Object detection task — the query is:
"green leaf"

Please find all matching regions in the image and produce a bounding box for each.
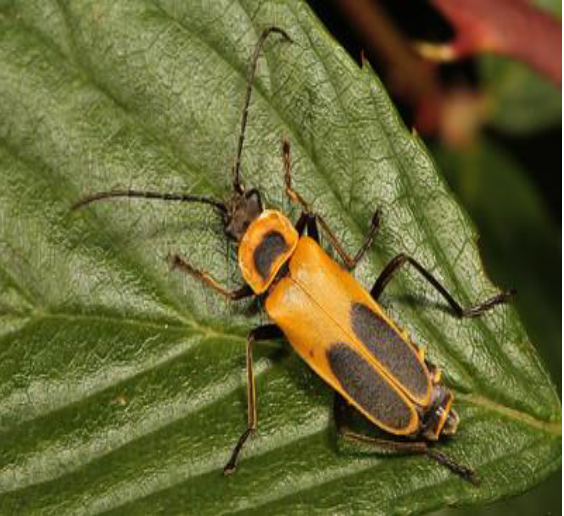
[0,1,560,514]
[434,138,561,388]
[432,138,562,516]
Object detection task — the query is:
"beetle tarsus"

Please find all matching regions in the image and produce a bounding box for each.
[458,289,517,318]
[224,428,254,476]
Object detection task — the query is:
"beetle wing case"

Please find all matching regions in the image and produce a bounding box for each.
[238,210,299,294]
[266,237,433,436]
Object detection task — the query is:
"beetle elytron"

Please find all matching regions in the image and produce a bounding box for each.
[73,27,514,483]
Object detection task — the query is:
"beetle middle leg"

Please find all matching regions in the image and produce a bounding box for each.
[224,324,284,475]
[333,395,478,484]
[369,253,516,317]
[282,139,380,270]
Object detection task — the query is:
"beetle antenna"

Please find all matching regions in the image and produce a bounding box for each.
[425,448,480,485]
[71,189,227,213]
[232,26,292,194]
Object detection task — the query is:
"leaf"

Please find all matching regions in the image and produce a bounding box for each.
[433,138,561,388]
[431,138,562,516]
[0,1,560,514]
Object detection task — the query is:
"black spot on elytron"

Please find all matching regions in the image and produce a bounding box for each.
[327,343,413,430]
[253,230,289,280]
[351,303,429,399]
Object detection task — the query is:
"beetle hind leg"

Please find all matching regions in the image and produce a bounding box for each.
[224,324,284,475]
[333,395,478,484]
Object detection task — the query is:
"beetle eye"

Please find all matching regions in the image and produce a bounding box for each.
[246,190,262,214]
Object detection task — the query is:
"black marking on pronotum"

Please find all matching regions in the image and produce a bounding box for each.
[253,230,289,279]
[327,343,413,430]
[351,303,428,399]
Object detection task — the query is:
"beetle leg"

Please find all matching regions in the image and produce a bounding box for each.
[168,254,254,300]
[370,253,516,318]
[294,212,309,237]
[294,211,320,242]
[333,395,428,455]
[333,395,478,484]
[303,210,380,271]
[224,324,284,475]
[282,139,380,270]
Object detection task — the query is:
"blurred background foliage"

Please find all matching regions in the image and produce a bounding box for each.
[307,1,561,514]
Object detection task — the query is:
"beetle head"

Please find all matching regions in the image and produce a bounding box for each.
[223,188,263,242]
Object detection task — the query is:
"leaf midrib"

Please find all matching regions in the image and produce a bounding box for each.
[460,393,562,435]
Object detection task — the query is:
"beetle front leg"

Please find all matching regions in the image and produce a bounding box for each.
[224,324,284,475]
[369,253,515,318]
[168,254,254,300]
[283,139,381,270]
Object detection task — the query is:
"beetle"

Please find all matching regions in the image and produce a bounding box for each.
[72,27,515,483]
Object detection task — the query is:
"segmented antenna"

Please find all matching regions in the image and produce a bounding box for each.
[232,26,292,193]
[71,189,226,212]
[72,28,292,213]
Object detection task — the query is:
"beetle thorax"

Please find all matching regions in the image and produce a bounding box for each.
[238,210,299,294]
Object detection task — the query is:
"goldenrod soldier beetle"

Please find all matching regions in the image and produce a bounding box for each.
[72,27,515,484]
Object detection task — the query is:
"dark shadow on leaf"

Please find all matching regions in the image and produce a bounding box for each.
[388,293,456,317]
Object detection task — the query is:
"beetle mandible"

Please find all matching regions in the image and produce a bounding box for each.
[72,27,515,483]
